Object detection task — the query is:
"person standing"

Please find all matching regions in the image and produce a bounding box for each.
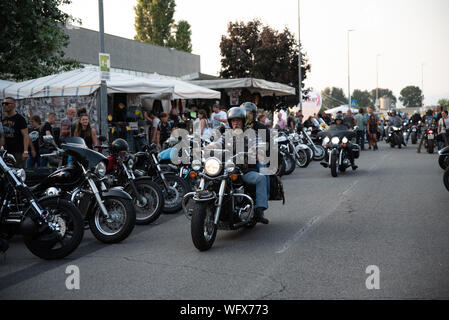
[367,114,378,150]
[156,112,173,149]
[355,108,367,150]
[1,97,31,168]
[74,113,98,150]
[26,115,42,168]
[39,112,56,167]
[344,109,355,130]
[438,110,449,147]
[275,112,287,130]
[210,103,228,129]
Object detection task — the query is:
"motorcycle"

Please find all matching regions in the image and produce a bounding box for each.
[276,130,311,171]
[133,141,191,213]
[423,124,437,154]
[388,126,405,149]
[319,131,359,177]
[300,128,326,161]
[438,147,449,170]
[183,149,285,251]
[27,136,136,244]
[410,123,419,145]
[0,149,84,259]
[97,137,164,225]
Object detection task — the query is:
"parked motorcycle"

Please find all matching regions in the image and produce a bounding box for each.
[183,149,285,251]
[97,137,164,225]
[0,149,84,259]
[319,131,359,177]
[300,128,326,161]
[27,136,136,244]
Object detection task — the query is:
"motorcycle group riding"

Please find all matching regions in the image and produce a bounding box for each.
[3,103,443,257]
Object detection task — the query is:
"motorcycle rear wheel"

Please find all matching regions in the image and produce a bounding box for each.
[191,202,217,251]
[428,140,434,154]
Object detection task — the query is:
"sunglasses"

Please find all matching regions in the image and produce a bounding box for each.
[2,102,14,106]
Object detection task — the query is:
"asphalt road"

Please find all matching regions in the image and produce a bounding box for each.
[1,140,449,300]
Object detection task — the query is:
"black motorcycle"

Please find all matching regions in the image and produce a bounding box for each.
[388,126,405,148]
[96,137,164,225]
[27,136,136,244]
[133,138,191,214]
[183,150,284,251]
[0,149,84,259]
[319,131,359,177]
[439,146,449,170]
[423,124,437,154]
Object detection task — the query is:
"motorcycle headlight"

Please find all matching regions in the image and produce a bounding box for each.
[342,137,348,144]
[204,158,222,176]
[323,137,330,144]
[192,160,202,171]
[128,158,134,169]
[95,161,107,177]
[331,137,340,145]
[393,126,399,131]
[15,168,26,182]
[225,160,235,173]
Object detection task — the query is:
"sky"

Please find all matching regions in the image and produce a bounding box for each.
[61,0,449,106]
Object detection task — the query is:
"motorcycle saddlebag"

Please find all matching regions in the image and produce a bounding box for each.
[352,144,360,159]
[269,175,285,204]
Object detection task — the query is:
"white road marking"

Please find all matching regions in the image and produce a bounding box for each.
[276,215,321,254]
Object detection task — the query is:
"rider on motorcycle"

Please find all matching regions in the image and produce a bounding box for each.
[417,109,438,153]
[203,107,270,225]
[386,110,406,146]
[405,111,423,143]
[320,114,358,171]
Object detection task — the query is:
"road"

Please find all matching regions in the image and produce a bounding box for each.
[1,141,449,300]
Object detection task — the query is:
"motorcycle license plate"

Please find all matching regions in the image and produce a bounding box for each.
[412,128,417,132]
[428,134,434,139]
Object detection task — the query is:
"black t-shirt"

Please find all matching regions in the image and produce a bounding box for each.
[39,122,52,148]
[28,126,40,154]
[2,113,27,154]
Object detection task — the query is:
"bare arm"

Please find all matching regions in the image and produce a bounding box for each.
[91,128,98,151]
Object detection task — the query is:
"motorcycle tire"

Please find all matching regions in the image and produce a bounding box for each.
[411,132,417,144]
[312,145,326,161]
[428,140,434,154]
[89,196,136,244]
[23,198,84,260]
[125,179,164,225]
[444,168,449,192]
[161,174,192,214]
[439,155,449,170]
[191,202,217,251]
[276,153,286,177]
[284,154,296,175]
[295,149,311,168]
[330,152,338,178]
[395,135,402,149]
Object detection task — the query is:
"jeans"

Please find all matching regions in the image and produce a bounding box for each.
[256,162,270,199]
[26,155,40,168]
[405,126,420,142]
[356,130,365,150]
[242,171,268,210]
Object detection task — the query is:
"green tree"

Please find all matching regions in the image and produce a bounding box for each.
[321,87,347,110]
[134,0,176,46]
[168,20,192,53]
[370,88,397,107]
[352,89,373,108]
[0,0,82,81]
[438,98,449,111]
[399,86,423,109]
[219,19,311,101]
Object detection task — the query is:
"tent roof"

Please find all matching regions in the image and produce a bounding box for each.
[189,78,295,97]
[326,105,359,115]
[1,67,174,99]
[0,80,17,98]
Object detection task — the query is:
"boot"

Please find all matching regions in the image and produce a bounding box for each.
[351,163,358,171]
[255,208,269,225]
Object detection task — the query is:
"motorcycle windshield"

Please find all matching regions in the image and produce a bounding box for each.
[317,130,356,140]
[61,143,107,169]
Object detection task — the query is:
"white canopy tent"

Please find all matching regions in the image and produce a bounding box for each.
[0,80,16,99]
[1,67,174,99]
[325,105,359,116]
[189,78,295,97]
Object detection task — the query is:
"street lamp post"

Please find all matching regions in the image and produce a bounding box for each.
[297,0,303,111]
[347,29,355,109]
[98,0,108,139]
[421,63,424,108]
[376,54,381,109]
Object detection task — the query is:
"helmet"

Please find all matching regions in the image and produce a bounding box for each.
[426,109,433,116]
[240,102,257,115]
[227,107,246,122]
[335,114,344,121]
[111,138,129,154]
[391,109,396,115]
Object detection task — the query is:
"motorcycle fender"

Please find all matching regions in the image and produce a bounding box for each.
[295,144,309,151]
[439,146,449,156]
[102,187,133,201]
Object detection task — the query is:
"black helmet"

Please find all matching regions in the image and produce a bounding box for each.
[227,107,246,122]
[111,138,129,154]
[335,114,344,121]
[240,102,257,115]
[391,109,396,115]
[426,109,433,116]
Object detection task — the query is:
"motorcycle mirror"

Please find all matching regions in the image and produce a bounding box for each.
[43,135,58,148]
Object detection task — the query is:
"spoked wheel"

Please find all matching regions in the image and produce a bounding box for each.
[125,179,164,225]
[191,202,217,251]
[89,196,136,244]
[161,174,192,213]
[23,198,84,260]
[295,149,311,168]
[283,154,296,175]
[312,145,326,161]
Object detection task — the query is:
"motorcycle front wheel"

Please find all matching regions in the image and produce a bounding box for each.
[330,152,338,177]
[89,196,136,243]
[295,149,311,168]
[125,179,164,225]
[443,168,449,192]
[160,174,192,213]
[23,198,84,260]
[191,202,217,251]
[283,154,296,175]
[312,145,326,161]
[439,155,449,170]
